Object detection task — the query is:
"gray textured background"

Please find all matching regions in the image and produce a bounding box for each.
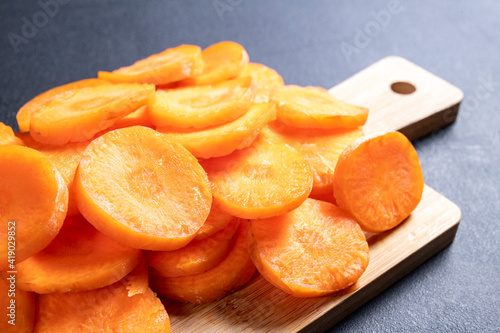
[1,0,499,332]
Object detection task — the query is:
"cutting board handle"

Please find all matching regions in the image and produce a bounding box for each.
[329,56,464,141]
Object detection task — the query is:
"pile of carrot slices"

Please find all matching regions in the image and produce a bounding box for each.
[0,41,424,332]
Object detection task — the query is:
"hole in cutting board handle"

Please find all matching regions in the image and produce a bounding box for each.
[390,82,416,95]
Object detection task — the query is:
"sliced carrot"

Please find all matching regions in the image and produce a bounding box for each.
[240,63,284,102]
[270,85,368,129]
[261,122,363,196]
[150,221,255,304]
[158,103,276,159]
[248,198,369,297]
[151,76,255,129]
[147,218,239,278]
[179,41,249,85]
[106,105,153,130]
[29,83,155,145]
[17,133,89,216]
[201,138,313,219]
[16,78,110,133]
[309,190,337,205]
[333,131,424,233]
[194,201,234,241]
[0,146,68,270]
[75,126,212,251]
[98,44,203,85]
[0,122,25,146]
[16,215,142,294]
[0,275,35,333]
[34,263,170,333]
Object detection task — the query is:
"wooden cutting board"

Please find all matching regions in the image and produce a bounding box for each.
[165,56,464,333]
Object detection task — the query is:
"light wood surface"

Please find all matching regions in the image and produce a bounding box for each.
[167,56,463,333]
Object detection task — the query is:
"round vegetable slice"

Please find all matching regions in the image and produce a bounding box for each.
[201,139,313,219]
[150,76,255,129]
[0,122,25,146]
[270,85,368,129]
[240,63,284,103]
[17,215,142,294]
[0,145,68,270]
[150,221,256,304]
[333,131,424,233]
[98,44,203,85]
[30,83,155,145]
[158,103,276,159]
[146,218,239,277]
[194,201,234,241]
[75,126,212,251]
[180,41,249,85]
[248,198,369,297]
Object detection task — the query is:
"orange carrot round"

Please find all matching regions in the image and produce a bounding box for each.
[16,78,110,133]
[75,126,212,251]
[17,215,142,294]
[201,138,313,219]
[0,122,25,146]
[35,263,170,332]
[0,145,68,270]
[147,218,239,278]
[248,198,369,297]
[270,85,368,129]
[194,201,234,241]
[98,44,203,86]
[333,131,424,232]
[150,221,256,304]
[240,63,284,102]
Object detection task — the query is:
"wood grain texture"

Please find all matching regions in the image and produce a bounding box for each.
[166,57,463,333]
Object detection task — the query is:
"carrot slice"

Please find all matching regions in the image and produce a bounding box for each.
[150,221,256,304]
[150,76,255,129]
[34,263,170,333]
[270,85,368,129]
[261,122,363,196]
[248,198,369,297]
[146,218,239,278]
[158,103,276,159]
[0,276,35,333]
[201,138,313,219]
[0,122,25,146]
[75,126,212,251]
[17,133,89,216]
[98,44,203,85]
[240,63,284,102]
[333,131,424,233]
[194,201,234,241]
[16,78,110,133]
[0,146,68,270]
[16,215,142,294]
[180,41,249,85]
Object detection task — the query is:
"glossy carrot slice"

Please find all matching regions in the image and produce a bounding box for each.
[201,139,313,219]
[17,215,142,294]
[17,133,89,216]
[98,44,203,85]
[16,78,110,133]
[30,83,155,145]
[158,103,276,159]
[248,198,369,297]
[194,201,235,241]
[0,276,35,333]
[150,76,255,129]
[0,122,25,146]
[180,41,249,85]
[333,131,424,233]
[146,218,239,278]
[107,105,153,130]
[0,146,68,270]
[150,221,256,304]
[75,126,212,251]
[34,263,170,333]
[270,85,368,129]
[261,122,363,196]
[240,63,284,102]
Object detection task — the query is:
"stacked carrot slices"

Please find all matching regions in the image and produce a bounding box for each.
[0,41,425,331]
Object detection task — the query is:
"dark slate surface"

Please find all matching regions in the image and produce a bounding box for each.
[1,0,499,332]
